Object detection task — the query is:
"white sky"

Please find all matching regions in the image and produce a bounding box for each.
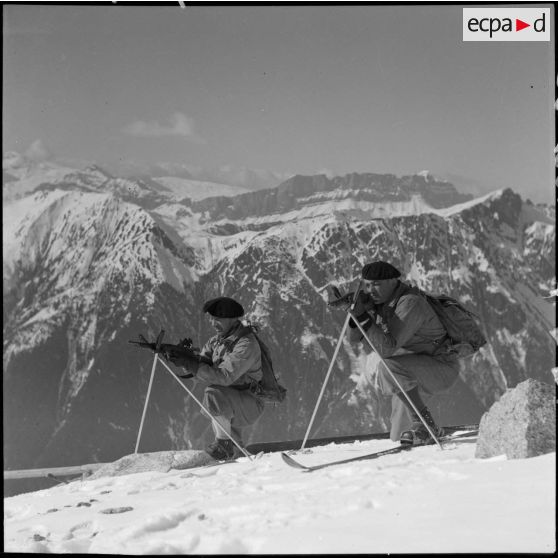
[3,3,555,202]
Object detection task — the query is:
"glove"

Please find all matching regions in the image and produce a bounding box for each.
[163,348,201,375]
[352,291,375,317]
[349,292,376,330]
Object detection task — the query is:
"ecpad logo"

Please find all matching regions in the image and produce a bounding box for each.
[463,8,550,41]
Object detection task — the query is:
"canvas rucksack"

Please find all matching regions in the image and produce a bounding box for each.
[405,285,487,358]
[224,325,287,403]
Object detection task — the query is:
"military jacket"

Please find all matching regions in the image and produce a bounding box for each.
[351,281,449,358]
[196,321,263,386]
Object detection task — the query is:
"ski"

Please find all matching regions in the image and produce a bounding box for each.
[281,444,410,471]
[281,428,478,472]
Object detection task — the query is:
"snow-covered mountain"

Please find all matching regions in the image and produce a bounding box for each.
[137,161,292,191]
[3,156,555,472]
[3,151,77,200]
[2,155,253,204]
[102,159,291,192]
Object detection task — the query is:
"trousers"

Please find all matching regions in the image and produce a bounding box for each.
[203,385,265,444]
[376,353,460,440]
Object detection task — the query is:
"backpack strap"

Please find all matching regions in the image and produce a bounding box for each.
[216,325,263,387]
[390,283,451,353]
[221,325,254,353]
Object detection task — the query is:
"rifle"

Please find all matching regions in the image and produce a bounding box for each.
[327,286,355,309]
[129,329,212,374]
[131,329,254,460]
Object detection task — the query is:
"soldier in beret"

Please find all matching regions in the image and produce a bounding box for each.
[345,261,460,445]
[165,296,265,460]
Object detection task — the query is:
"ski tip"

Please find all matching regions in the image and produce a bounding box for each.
[280,452,309,470]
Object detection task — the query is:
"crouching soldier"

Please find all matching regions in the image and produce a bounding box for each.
[165,296,265,460]
[345,261,460,445]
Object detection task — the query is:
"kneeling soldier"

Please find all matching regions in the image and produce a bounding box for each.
[166,296,265,460]
[347,261,460,445]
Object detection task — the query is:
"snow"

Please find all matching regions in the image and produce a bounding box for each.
[2,190,68,261]
[208,195,441,231]
[4,440,555,554]
[436,189,505,217]
[18,307,59,329]
[2,160,76,200]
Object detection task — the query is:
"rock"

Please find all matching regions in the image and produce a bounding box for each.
[475,379,556,459]
[88,450,215,479]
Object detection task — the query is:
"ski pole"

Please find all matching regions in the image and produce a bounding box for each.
[134,351,158,454]
[300,281,363,450]
[156,355,254,461]
[350,314,444,450]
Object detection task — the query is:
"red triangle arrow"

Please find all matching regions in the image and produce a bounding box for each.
[516,19,530,31]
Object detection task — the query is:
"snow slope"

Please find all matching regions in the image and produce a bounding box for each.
[3,439,555,554]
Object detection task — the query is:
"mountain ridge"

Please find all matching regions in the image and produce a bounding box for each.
[3,157,554,471]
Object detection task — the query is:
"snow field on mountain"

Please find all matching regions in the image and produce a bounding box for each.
[4,439,555,554]
[3,189,69,272]
[3,160,76,201]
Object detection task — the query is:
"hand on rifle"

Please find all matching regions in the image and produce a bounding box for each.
[162,343,203,376]
[349,291,376,331]
[352,291,375,317]
[328,287,375,315]
[129,330,211,377]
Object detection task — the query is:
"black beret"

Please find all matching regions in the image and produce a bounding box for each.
[361,261,401,280]
[202,297,244,318]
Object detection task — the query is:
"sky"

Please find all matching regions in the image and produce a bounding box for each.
[4,436,556,553]
[3,3,555,203]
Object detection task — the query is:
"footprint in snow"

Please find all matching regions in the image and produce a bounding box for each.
[33,534,47,542]
[60,520,100,553]
[63,520,99,540]
[99,506,134,514]
[181,468,221,478]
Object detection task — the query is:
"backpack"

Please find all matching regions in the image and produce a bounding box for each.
[406,285,487,358]
[224,325,287,403]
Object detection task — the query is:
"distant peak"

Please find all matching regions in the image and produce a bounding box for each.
[83,164,113,178]
[2,151,27,169]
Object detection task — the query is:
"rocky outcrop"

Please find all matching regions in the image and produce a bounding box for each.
[192,172,473,221]
[475,379,556,459]
[89,450,215,479]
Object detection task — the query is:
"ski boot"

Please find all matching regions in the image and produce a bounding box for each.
[400,407,445,446]
[205,438,239,461]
